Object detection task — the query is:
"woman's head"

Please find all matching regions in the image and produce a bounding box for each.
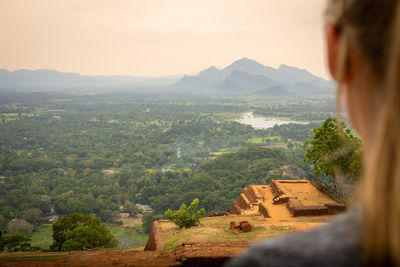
[325,0,400,265]
[326,0,398,145]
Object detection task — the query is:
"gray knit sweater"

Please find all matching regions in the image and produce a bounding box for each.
[225,210,361,267]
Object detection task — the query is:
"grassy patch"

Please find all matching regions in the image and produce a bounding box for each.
[249,137,264,144]
[31,224,53,250]
[108,226,148,248]
[164,237,181,250]
[264,136,282,141]
[158,215,298,250]
[211,151,234,156]
[120,217,143,228]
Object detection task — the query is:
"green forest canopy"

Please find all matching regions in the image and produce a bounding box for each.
[0,91,332,232]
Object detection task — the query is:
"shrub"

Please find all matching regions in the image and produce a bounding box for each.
[165,198,206,228]
[61,225,118,251]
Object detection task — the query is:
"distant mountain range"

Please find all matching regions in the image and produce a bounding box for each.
[0,58,334,96]
[0,69,180,91]
[170,58,334,96]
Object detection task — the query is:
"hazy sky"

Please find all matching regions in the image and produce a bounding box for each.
[0,0,329,78]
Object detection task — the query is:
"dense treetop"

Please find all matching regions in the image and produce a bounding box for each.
[0,91,332,231]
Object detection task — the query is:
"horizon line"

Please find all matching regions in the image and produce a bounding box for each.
[0,58,329,80]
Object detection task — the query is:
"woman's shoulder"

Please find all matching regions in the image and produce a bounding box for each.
[225,209,362,267]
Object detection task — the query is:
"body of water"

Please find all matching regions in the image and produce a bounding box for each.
[236,112,309,130]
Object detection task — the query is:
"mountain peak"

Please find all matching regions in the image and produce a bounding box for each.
[199,66,218,75]
[231,57,260,66]
[206,66,218,71]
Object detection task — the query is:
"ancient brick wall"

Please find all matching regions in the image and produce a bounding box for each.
[228,202,241,215]
[286,198,347,217]
[287,201,347,217]
[325,203,346,215]
[173,241,248,266]
[2,241,249,267]
[272,195,290,205]
[278,180,308,184]
[144,220,160,251]
[243,187,256,203]
[237,193,251,210]
[249,185,264,201]
[286,198,302,215]
[270,180,285,197]
[289,205,329,216]
[258,203,271,218]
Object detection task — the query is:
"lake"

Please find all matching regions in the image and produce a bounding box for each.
[236,112,309,130]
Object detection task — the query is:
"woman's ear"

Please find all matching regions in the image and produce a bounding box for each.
[326,24,340,80]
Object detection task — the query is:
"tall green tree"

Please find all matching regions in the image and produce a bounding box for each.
[124,200,142,217]
[51,213,117,251]
[303,117,362,191]
[141,212,155,234]
[21,208,43,226]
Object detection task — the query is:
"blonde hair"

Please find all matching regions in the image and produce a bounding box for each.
[326,0,400,265]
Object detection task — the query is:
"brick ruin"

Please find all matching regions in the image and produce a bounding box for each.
[1,241,249,267]
[258,203,271,218]
[229,221,252,232]
[5,180,347,267]
[271,180,346,216]
[229,180,346,217]
[229,185,267,215]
